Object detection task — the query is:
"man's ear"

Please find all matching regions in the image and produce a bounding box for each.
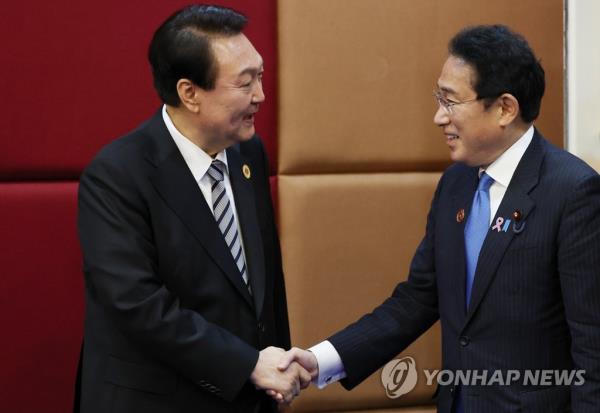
[176,79,201,113]
[497,93,520,126]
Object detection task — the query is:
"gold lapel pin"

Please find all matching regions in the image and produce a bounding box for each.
[512,209,522,222]
[242,164,251,179]
[456,208,465,223]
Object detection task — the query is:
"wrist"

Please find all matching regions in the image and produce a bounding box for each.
[307,351,319,380]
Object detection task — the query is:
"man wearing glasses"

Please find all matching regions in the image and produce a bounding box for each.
[277,25,600,412]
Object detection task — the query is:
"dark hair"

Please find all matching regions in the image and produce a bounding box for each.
[449,25,545,123]
[148,4,247,106]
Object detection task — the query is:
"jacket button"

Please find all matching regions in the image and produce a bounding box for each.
[459,336,470,347]
[257,322,266,333]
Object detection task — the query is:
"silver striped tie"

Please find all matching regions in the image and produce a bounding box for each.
[206,160,249,288]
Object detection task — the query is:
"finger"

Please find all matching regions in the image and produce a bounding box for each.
[268,390,284,402]
[282,377,299,404]
[278,397,292,407]
[282,390,293,404]
[291,376,300,399]
[298,366,312,389]
[277,348,299,371]
[288,362,311,386]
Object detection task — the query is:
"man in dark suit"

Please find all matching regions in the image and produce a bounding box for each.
[277,25,600,412]
[76,5,308,413]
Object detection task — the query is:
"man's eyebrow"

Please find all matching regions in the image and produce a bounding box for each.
[437,85,456,94]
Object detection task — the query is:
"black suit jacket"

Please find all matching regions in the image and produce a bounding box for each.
[329,130,600,412]
[76,110,290,413]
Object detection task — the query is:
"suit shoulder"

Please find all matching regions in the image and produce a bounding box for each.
[238,134,266,158]
[443,162,471,177]
[82,118,154,176]
[94,122,150,163]
[439,162,473,186]
[541,141,599,184]
[238,135,270,170]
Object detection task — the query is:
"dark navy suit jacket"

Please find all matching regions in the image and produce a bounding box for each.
[76,110,290,413]
[329,130,600,412]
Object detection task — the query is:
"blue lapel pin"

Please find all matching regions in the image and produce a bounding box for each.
[492,216,511,232]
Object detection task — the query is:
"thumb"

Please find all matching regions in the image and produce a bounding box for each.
[277,349,298,371]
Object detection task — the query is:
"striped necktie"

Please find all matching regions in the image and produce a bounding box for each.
[206,159,249,289]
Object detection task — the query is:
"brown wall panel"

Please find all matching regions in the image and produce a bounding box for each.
[278,0,564,174]
[279,173,441,411]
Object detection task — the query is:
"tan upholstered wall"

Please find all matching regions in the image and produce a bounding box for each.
[278,0,564,175]
[279,174,441,411]
[277,1,564,412]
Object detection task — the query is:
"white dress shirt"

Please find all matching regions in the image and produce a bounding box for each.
[161,105,249,277]
[310,125,535,388]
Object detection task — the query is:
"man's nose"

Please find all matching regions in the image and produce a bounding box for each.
[253,81,265,104]
[433,105,449,126]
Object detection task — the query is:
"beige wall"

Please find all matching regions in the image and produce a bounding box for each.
[567,0,600,173]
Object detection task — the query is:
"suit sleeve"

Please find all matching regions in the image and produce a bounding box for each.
[256,138,291,350]
[328,175,443,389]
[78,157,258,402]
[557,172,600,411]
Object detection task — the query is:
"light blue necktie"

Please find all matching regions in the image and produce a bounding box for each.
[464,172,494,308]
[456,172,493,413]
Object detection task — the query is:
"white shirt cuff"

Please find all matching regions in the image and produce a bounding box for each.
[309,340,347,388]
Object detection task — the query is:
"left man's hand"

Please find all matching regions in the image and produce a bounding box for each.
[265,347,319,403]
[250,346,311,404]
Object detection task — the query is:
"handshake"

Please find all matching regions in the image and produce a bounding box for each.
[249,346,319,404]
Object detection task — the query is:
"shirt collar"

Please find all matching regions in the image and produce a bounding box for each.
[162,105,228,182]
[480,125,534,187]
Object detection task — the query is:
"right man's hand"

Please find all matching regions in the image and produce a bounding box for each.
[250,346,311,404]
[277,347,319,381]
[265,347,320,403]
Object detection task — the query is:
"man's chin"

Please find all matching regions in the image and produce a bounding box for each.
[237,128,256,141]
[449,153,475,167]
[448,150,463,164]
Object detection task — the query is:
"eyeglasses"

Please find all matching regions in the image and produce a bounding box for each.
[433,91,481,115]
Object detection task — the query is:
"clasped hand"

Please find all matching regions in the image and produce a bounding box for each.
[250,346,318,404]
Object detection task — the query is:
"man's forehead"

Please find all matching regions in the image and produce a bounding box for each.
[212,34,263,70]
[437,56,476,95]
[238,56,264,75]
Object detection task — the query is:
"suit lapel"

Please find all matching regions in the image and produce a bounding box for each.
[144,112,254,309]
[227,146,266,319]
[450,168,480,317]
[464,131,544,327]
